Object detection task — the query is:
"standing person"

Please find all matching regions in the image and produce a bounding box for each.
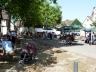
[92,32,95,42]
[11,31,16,44]
[7,31,11,36]
[48,32,51,40]
[42,31,46,39]
[59,33,63,40]
[49,32,52,40]
[45,31,48,39]
[52,32,54,39]
[88,33,91,45]
[65,34,70,44]
[7,31,11,40]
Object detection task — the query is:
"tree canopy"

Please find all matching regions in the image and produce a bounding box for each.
[93,21,96,27]
[0,0,62,29]
[44,3,62,28]
[71,19,82,26]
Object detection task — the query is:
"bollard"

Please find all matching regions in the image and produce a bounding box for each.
[74,61,78,72]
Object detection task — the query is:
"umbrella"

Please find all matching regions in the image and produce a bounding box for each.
[81,28,91,32]
[44,27,52,30]
[65,26,73,30]
[91,27,96,32]
[61,26,73,30]
[81,27,96,32]
[72,25,83,29]
[60,26,74,33]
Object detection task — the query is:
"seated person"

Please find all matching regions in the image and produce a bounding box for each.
[1,35,14,55]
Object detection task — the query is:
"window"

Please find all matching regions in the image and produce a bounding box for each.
[87,19,89,21]
[90,24,93,26]
[84,24,86,26]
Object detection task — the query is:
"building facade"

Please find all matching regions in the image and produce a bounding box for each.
[83,6,96,28]
[1,10,9,35]
[92,6,96,21]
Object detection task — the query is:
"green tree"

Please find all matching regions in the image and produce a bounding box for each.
[25,1,62,28]
[93,21,96,27]
[43,2,62,28]
[0,0,59,30]
[0,0,33,30]
[71,19,82,26]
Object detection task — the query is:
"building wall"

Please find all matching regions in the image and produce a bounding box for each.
[10,23,14,31]
[83,17,93,28]
[1,20,7,35]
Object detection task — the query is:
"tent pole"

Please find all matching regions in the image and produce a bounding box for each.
[85,31,86,38]
[91,31,92,45]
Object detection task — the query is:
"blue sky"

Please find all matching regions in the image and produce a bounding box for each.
[57,0,96,23]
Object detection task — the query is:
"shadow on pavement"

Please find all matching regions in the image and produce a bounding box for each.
[33,38,85,48]
[0,38,58,72]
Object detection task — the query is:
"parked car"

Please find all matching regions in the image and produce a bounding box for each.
[35,28,61,35]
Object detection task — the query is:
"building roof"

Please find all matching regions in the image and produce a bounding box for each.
[87,16,92,21]
[1,10,9,19]
[65,20,73,26]
[82,16,93,24]
[62,20,73,26]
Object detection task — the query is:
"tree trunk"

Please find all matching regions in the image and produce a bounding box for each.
[8,14,11,31]
[0,11,2,24]
[0,10,2,32]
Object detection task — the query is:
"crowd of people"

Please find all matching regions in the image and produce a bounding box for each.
[59,33,75,45]
[17,31,76,45]
[19,31,55,40]
[42,31,55,40]
[1,30,96,56]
